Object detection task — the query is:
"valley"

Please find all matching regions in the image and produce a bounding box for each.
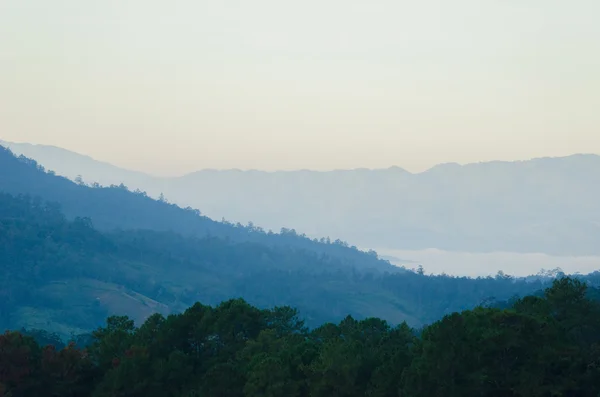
[2,2,598,393]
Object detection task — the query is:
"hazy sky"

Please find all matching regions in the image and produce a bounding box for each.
[1,0,599,176]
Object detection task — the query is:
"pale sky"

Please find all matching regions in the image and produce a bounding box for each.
[1,0,599,176]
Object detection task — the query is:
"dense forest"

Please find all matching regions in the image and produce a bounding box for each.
[2,278,600,396]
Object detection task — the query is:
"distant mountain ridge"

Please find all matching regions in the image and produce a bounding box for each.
[0,140,153,188]
[9,139,598,177]
[4,139,600,256]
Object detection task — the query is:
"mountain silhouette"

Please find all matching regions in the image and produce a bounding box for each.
[5,140,600,256]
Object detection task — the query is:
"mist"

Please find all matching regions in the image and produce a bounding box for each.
[1,0,599,175]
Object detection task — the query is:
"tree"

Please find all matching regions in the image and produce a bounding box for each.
[88,316,135,370]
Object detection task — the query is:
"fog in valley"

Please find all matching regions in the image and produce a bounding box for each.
[378,249,600,278]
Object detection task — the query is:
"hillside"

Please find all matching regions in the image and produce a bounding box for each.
[5,140,600,256]
[0,190,560,339]
[0,145,395,275]
[0,139,153,188]
[2,144,599,340]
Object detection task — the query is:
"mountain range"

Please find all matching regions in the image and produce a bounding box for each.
[1,143,582,338]
[3,139,600,256]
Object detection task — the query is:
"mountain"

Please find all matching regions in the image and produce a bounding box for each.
[0,146,564,338]
[0,140,153,189]
[0,190,411,337]
[0,145,395,275]
[4,139,600,256]
[0,189,556,339]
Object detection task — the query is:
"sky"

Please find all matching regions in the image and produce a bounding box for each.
[1,0,599,176]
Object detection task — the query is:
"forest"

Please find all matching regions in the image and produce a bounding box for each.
[2,278,600,396]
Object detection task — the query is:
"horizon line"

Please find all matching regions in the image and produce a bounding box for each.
[2,138,599,178]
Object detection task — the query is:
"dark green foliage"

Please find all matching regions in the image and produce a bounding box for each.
[402,278,600,397]
[2,280,600,396]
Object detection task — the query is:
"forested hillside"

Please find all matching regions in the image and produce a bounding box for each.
[0,192,554,338]
[5,140,600,256]
[2,278,600,396]
[0,145,394,274]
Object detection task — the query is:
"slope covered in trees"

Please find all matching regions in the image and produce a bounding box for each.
[0,191,556,338]
[0,145,394,274]
[2,278,600,396]
[5,140,600,256]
